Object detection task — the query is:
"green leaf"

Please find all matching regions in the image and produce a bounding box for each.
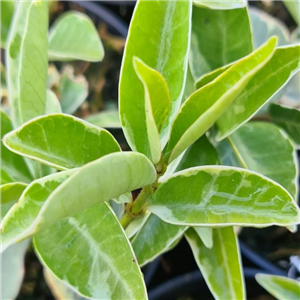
[43,267,87,300]
[165,37,277,163]
[193,227,213,249]
[1,152,156,251]
[34,202,147,300]
[58,66,88,114]
[226,122,298,198]
[1,111,33,184]
[182,67,195,103]
[176,135,219,172]
[3,114,121,170]
[249,7,290,49]
[193,0,246,10]
[85,110,121,128]
[109,201,124,221]
[256,274,300,300]
[215,45,300,140]
[6,0,48,127]
[1,240,30,300]
[111,192,132,204]
[132,214,186,266]
[131,57,170,163]
[48,11,104,62]
[195,64,231,90]
[125,210,150,239]
[0,0,15,48]
[148,166,300,227]
[119,0,192,151]
[47,64,60,89]
[269,104,300,147]
[1,170,76,252]
[186,227,244,299]
[46,90,62,114]
[283,0,300,25]
[0,182,27,204]
[190,5,252,80]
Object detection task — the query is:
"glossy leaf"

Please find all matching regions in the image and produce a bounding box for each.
[58,66,88,114]
[132,214,186,266]
[193,0,246,10]
[85,110,121,128]
[1,170,76,252]
[125,210,150,239]
[1,152,156,251]
[283,1,300,25]
[269,104,300,147]
[223,122,298,198]
[176,135,219,172]
[186,227,244,299]
[119,0,192,151]
[165,38,277,163]
[1,239,30,300]
[215,45,300,140]
[44,267,87,300]
[132,57,170,163]
[190,5,252,80]
[3,114,121,170]
[193,227,213,249]
[37,152,156,231]
[48,11,104,62]
[148,166,300,227]
[195,64,231,90]
[249,7,289,49]
[1,111,33,184]
[34,203,147,299]
[0,0,15,48]
[0,182,27,204]
[6,0,48,127]
[46,90,62,114]
[256,274,300,300]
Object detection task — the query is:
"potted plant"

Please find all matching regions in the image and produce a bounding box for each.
[1,0,299,299]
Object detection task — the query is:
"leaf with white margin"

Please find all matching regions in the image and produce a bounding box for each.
[225,122,298,199]
[44,267,88,300]
[58,65,88,114]
[193,0,246,10]
[131,214,187,266]
[164,37,277,163]
[119,0,192,151]
[148,166,300,227]
[48,11,104,62]
[6,0,48,127]
[269,104,300,148]
[0,182,27,204]
[132,57,170,163]
[125,210,150,239]
[34,202,147,300]
[1,170,76,252]
[46,90,62,114]
[1,152,156,252]
[256,274,300,300]
[193,227,213,249]
[36,152,156,230]
[1,110,33,184]
[190,4,252,80]
[249,7,289,49]
[1,239,30,300]
[186,227,244,300]
[215,45,300,140]
[3,114,121,170]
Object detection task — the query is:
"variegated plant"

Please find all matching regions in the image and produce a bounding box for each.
[1,1,300,299]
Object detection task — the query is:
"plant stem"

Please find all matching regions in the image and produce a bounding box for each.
[120,185,154,229]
